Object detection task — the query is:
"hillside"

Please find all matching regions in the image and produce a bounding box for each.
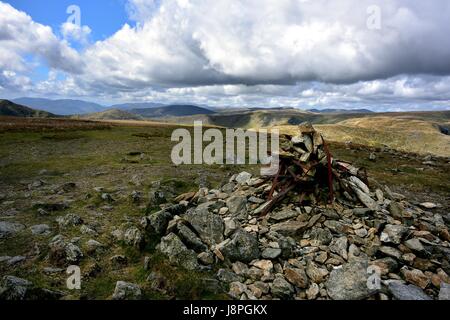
[75,108,143,121]
[274,115,450,157]
[309,108,374,114]
[13,97,105,115]
[0,99,56,118]
[111,102,165,110]
[130,105,215,118]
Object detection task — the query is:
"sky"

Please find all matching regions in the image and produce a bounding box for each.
[1,0,450,111]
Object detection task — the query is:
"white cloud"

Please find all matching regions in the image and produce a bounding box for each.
[61,22,92,45]
[79,0,450,90]
[2,0,450,111]
[0,1,84,78]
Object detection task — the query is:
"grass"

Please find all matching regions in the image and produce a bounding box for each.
[0,117,448,300]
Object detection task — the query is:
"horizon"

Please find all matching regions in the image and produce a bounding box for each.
[5,96,448,114]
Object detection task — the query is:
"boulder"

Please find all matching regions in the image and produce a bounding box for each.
[235,172,252,185]
[157,233,199,270]
[439,283,450,300]
[0,221,25,239]
[30,224,51,236]
[49,236,83,266]
[142,210,173,236]
[112,281,142,300]
[219,229,260,263]
[380,224,408,244]
[226,195,247,219]
[270,275,294,299]
[177,223,207,252]
[56,214,83,229]
[0,276,32,300]
[124,226,144,248]
[185,207,224,245]
[388,282,432,300]
[326,259,376,300]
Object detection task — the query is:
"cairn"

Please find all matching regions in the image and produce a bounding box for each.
[142,123,450,300]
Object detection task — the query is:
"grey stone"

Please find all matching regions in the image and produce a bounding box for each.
[142,210,173,236]
[326,259,376,300]
[270,220,308,237]
[352,208,374,217]
[388,282,432,300]
[0,276,32,300]
[185,207,224,245]
[269,208,298,222]
[379,246,403,260]
[270,275,294,299]
[226,195,247,218]
[30,224,50,236]
[65,243,83,263]
[157,233,199,270]
[56,214,83,228]
[112,281,142,300]
[6,256,26,266]
[439,283,450,300]
[124,226,144,248]
[219,229,260,263]
[217,269,244,283]
[262,248,282,259]
[352,187,379,211]
[235,172,252,185]
[380,224,408,244]
[0,221,25,239]
[404,238,425,253]
[329,236,348,260]
[309,228,333,245]
[223,218,239,237]
[147,190,166,209]
[177,223,207,252]
[49,237,83,266]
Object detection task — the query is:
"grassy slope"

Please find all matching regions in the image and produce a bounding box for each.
[0,121,249,299]
[0,118,448,299]
[0,100,56,118]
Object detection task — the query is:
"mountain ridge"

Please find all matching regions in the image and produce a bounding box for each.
[0,99,56,118]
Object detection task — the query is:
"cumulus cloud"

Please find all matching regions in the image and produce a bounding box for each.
[61,22,92,45]
[80,0,450,89]
[2,0,450,111]
[0,1,84,80]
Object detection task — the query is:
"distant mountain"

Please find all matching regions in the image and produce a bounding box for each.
[76,108,143,121]
[130,105,215,118]
[309,108,374,114]
[110,102,165,110]
[0,99,56,118]
[13,97,106,115]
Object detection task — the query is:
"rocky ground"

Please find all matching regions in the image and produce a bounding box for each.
[147,170,450,300]
[0,122,449,300]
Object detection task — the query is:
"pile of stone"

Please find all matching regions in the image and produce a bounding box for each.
[257,122,372,215]
[143,124,450,300]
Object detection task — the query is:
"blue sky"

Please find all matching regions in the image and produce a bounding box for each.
[7,0,131,41]
[1,0,450,111]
